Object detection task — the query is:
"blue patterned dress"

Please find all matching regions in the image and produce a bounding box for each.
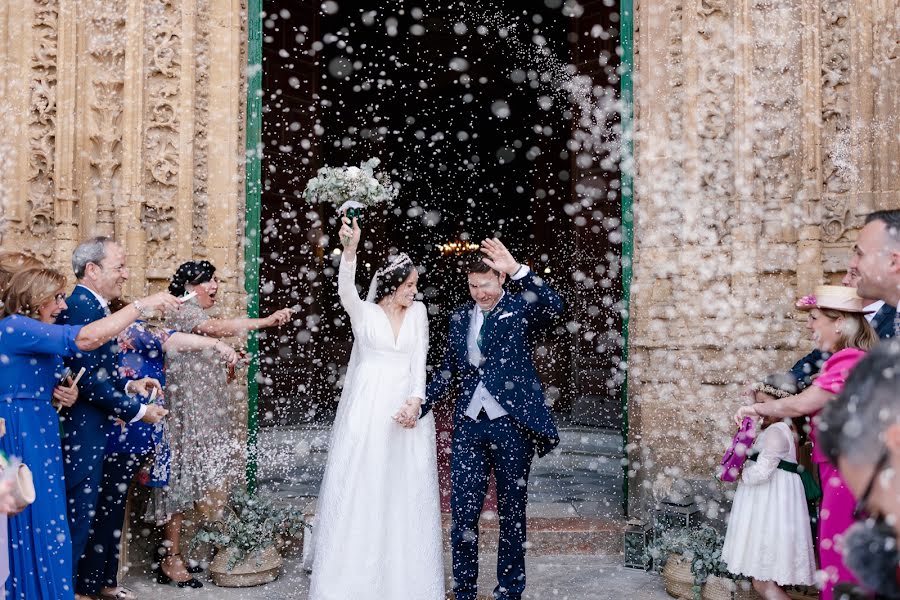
[0,314,82,600]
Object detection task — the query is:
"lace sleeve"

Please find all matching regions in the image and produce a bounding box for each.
[742,424,792,486]
[338,255,364,321]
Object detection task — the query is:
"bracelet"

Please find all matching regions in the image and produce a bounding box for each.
[133,300,152,318]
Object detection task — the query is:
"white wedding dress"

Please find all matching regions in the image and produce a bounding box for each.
[307,256,445,600]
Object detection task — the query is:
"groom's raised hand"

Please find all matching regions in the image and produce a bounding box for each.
[480,238,521,276]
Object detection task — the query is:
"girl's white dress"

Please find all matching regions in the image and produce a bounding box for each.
[722,421,816,586]
[307,256,445,600]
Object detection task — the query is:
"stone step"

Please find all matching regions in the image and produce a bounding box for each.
[440,513,625,556]
[556,427,625,457]
[294,500,624,557]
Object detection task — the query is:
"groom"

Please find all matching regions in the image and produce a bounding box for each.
[421,238,564,600]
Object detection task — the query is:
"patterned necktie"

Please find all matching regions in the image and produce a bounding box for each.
[894,311,899,339]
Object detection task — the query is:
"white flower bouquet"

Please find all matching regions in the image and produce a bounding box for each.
[301,158,399,220]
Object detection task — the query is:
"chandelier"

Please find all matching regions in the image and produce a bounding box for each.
[437,240,480,255]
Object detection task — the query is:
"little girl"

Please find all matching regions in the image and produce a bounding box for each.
[722,410,816,599]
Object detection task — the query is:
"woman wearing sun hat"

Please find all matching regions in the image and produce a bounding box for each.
[735,285,878,599]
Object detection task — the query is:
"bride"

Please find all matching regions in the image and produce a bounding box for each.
[307,216,445,600]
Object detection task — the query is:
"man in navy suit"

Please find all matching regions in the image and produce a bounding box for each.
[57,237,172,600]
[852,210,900,338]
[420,238,564,600]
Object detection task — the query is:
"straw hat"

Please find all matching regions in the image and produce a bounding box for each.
[795,285,874,314]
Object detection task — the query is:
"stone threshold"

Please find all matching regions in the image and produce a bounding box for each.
[298,500,625,557]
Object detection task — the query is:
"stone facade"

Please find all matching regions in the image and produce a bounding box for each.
[0,0,246,306]
[628,0,900,514]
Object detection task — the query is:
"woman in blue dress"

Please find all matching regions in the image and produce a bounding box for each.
[77,317,237,598]
[0,267,180,600]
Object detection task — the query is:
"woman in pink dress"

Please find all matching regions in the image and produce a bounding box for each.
[736,285,879,600]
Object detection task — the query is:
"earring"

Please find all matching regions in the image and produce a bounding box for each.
[835,329,842,335]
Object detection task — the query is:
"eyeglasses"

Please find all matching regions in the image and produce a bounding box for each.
[852,447,890,520]
[54,293,66,305]
[90,262,127,274]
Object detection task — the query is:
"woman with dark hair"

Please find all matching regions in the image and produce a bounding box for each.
[151,260,293,586]
[308,217,443,600]
[0,268,178,600]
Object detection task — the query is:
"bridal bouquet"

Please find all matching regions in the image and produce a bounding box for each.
[302,158,399,216]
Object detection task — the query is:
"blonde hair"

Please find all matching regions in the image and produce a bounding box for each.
[820,308,878,352]
[0,252,43,296]
[0,268,67,319]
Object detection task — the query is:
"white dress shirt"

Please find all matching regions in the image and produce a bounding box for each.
[464,265,530,421]
[73,284,147,423]
[864,300,884,323]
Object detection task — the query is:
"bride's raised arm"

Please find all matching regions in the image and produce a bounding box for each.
[337,216,364,321]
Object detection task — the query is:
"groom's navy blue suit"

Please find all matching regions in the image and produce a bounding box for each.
[422,268,563,600]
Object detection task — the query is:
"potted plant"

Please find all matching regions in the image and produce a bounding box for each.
[646,524,756,600]
[190,488,308,587]
[645,527,696,599]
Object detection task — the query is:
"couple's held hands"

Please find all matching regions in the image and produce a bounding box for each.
[393,397,422,429]
[480,238,521,276]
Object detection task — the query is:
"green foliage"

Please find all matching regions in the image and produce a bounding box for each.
[302,158,399,209]
[190,488,308,572]
[645,524,745,600]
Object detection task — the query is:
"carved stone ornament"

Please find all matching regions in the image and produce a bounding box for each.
[821,196,852,242]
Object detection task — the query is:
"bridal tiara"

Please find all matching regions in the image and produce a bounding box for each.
[365,253,413,303]
[377,253,412,277]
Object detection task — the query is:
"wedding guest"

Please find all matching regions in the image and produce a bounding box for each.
[767,268,894,396]
[150,260,291,586]
[722,398,816,598]
[0,267,176,600]
[736,286,878,600]
[851,209,900,337]
[76,309,238,599]
[55,237,178,600]
[0,252,42,590]
[817,339,900,596]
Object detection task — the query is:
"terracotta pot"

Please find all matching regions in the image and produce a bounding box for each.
[209,545,283,588]
[662,553,694,599]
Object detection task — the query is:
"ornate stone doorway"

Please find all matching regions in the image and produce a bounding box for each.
[251,1,628,442]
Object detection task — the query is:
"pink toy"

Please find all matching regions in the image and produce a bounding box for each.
[718,417,757,482]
